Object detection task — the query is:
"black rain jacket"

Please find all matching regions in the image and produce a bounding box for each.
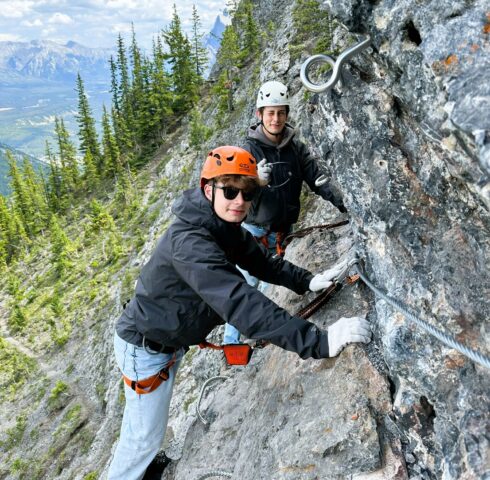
[243,124,346,231]
[116,188,331,359]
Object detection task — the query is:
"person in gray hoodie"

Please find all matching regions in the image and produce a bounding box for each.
[224,80,347,344]
[107,146,371,479]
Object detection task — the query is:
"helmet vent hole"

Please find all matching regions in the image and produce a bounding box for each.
[226,155,234,161]
[216,160,222,166]
[213,153,221,159]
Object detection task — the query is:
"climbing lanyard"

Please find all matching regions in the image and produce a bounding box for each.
[283,219,349,249]
[254,219,348,258]
[200,257,359,365]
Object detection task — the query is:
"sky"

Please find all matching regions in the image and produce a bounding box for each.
[0,0,226,50]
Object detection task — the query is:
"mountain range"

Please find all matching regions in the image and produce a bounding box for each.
[0,40,114,164]
[0,142,47,196]
[0,15,227,195]
[0,39,113,83]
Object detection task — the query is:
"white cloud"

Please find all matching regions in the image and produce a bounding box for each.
[0,33,23,41]
[0,0,35,18]
[48,12,73,25]
[106,0,140,9]
[110,23,133,35]
[0,1,225,49]
[22,18,43,27]
[40,26,57,38]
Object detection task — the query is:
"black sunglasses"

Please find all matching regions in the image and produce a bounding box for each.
[214,185,257,201]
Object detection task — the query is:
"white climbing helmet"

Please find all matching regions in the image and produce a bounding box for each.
[256,80,290,108]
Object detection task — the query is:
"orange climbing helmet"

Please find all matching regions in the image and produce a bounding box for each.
[200,146,258,187]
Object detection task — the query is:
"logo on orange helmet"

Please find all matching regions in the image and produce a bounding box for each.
[200,146,258,188]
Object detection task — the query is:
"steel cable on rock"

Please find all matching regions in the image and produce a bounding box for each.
[196,471,233,479]
[354,264,490,370]
[197,376,229,425]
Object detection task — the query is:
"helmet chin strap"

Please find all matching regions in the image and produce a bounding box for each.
[211,180,216,208]
[209,181,244,225]
[259,120,283,138]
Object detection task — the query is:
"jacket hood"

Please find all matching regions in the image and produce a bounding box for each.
[172,188,215,227]
[247,123,296,149]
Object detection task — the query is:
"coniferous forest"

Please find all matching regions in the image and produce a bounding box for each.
[0,2,338,476]
[0,0,266,399]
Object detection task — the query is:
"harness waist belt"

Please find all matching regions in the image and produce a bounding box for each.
[140,336,178,354]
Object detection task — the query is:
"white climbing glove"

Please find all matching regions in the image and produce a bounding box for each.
[308,259,348,292]
[328,316,372,357]
[257,158,272,184]
[315,174,328,187]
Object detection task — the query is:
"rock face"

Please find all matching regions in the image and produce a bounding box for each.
[164,221,404,480]
[290,0,490,478]
[1,1,488,479]
[162,0,489,478]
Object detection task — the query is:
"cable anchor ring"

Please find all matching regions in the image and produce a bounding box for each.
[300,36,371,93]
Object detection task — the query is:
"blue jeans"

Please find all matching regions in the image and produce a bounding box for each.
[223,223,281,345]
[107,332,184,480]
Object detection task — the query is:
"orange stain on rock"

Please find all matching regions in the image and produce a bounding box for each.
[444,54,458,66]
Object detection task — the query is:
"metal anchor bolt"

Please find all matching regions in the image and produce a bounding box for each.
[300,36,371,93]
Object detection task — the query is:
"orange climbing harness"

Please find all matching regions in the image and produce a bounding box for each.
[255,230,287,257]
[122,354,177,395]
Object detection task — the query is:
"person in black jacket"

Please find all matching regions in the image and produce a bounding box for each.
[107,146,371,480]
[224,80,348,344]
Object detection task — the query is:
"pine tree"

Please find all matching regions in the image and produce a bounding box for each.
[75,73,101,167]
[116,34,136,149]
[82,149,99,191]
[189,107,212,150]
[112,106,134,166]
[109,55,120,116]
[110,54,134,155]
[0,195,11,266]
[54,117,79,191]
[101,105,122,177]
[44,140,64,212]
[7,152,34,236]
[213,25,241,114]
[162,4,199,113]
[129,25,152,146]
[21,158,49,234]
[291,0,336,55]
[0,193,28,263]
[149,36,173,137]
[190,5,208,80]
[116,34,130,103]
[237,0,259,58]
[49,214,72,277]
[86,199,123,261]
